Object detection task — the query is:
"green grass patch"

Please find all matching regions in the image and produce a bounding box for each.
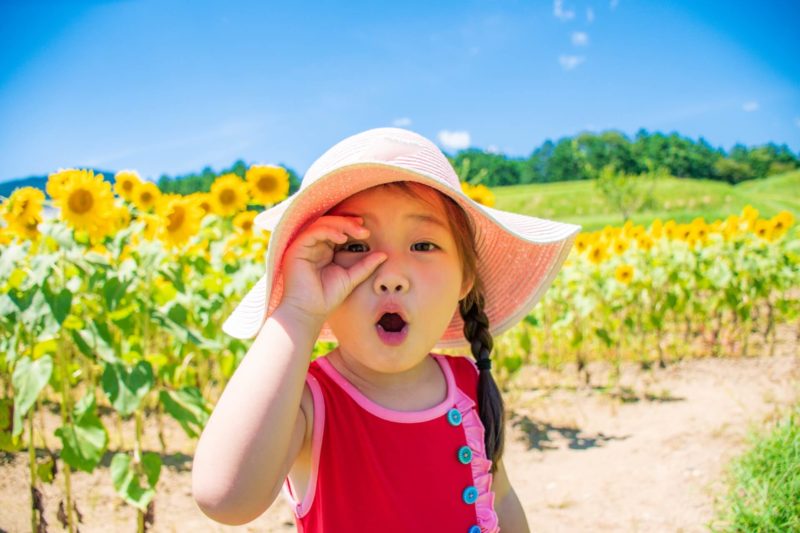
[709,404,800,532]
[493,171,800,232]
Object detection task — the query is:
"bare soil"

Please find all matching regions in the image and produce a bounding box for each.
[1,325,798,533]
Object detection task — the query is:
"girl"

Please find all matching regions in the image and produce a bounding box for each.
[192,128,581,532]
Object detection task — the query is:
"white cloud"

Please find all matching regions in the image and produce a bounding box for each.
[486,145,500,154]
[742,101,759,112]
[554,0,575,21]
[559,55,586,70]
[610,0,619,9]
[586,7,595,22]
[393,117,412,127]
[438,130,471,151]
[572,31,589,46]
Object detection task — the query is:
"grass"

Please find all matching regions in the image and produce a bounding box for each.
[709,404,800,532]
[493,171,800,232]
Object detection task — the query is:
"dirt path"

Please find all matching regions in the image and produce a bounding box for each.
[1,329,797,532]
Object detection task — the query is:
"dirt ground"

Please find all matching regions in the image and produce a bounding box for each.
[1,325,798,533]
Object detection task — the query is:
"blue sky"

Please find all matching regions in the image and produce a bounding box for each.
[1,0,798,182]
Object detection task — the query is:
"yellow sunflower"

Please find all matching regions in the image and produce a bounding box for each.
[574,233,591,254]
[187,192,213,217]
[770,210,794,239]
[114,170,143,201]
[246,165,291,206]
[51,169,116,234]
[46,169,85,200]
[132,181,161,212]
[649,218,663,239]
[615,264,634,284]
[741,204,759,221]
[460,182,496,207]
[156,194,204,249]
[588,244,607,265]
[210,173,249,217]
[3,187,44,226]
[613,238,629,255]
[233,209,257,234]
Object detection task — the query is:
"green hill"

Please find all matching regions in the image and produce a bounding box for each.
[494,171,800,232]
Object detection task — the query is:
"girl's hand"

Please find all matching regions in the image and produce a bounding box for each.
[277,215,386,325]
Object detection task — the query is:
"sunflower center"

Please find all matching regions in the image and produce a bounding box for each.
[68,189,94,214]
[242,220,253,232]
[220,189,236,205]
[258,176,277,192]
[141,192,153,204]
[167,206,185,232]
[123,181,133,192]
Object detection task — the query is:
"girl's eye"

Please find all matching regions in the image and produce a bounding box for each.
[337,242,368,253]
[412,242,438,252]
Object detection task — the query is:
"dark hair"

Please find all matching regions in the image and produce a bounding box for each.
[377,181,505,475]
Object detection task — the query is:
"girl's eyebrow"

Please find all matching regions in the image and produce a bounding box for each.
[335,211,448,230]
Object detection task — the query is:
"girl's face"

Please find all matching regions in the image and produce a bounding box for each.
[325,185,472,374]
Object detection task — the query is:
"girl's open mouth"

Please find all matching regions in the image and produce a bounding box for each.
[375,313,408,346]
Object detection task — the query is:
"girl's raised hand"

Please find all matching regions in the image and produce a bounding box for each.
[277,215,386,325]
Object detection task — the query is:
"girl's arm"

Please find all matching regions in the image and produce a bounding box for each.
[493,459,530,532]
[191,306,323,525]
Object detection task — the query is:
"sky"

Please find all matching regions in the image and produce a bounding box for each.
[1,0,798,182]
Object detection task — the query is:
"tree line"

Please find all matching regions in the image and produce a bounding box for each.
[152,129,798,195]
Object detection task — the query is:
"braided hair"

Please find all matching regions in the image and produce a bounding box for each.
[459,286,504,475]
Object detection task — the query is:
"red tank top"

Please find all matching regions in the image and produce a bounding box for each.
[281,353,499,533]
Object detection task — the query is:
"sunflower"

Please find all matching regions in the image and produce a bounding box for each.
[613,238,629,255]
[46,169,85,200]
[114,170,142,201]
[2,187,45,240]
[574,233,591,254]
[615,264,634,284]
[187,192,213,216]
[156,194,204,249]
[460,182,496,207]
[636,235,654,252]
[649,218,663,239]
[741,204,759,221]
[588,244,607,265]
[233,209,257,234]
[51,169,116,234]
[753,219,772,240]
[210,173,249,217]
[132,181,161,212]
[246,165,291,206]
[770,210,794,239]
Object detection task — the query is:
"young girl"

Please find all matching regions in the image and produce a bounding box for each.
[192,128,581,532]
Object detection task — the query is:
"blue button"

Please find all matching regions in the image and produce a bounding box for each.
[468,526,481,533]
[458,445,473,464]
[462,485,479,504]
[447,408,462,426]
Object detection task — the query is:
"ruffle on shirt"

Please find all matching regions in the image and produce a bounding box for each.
[455,388,499,533]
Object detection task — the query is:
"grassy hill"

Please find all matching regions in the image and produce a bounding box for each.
[494,171,800,232]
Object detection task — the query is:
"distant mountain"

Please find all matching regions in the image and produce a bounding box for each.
[0,169,118,199]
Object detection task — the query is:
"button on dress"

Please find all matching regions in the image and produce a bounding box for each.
[281,353,499,532]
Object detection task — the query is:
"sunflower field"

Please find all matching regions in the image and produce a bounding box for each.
[0,168,798,532]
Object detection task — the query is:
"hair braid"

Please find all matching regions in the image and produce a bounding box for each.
[459,288,505,475]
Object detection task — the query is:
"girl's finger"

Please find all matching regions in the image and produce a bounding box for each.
[345,252,387,288]
[316,215,369,237]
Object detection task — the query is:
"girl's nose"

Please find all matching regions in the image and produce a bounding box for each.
[372,256,409,294]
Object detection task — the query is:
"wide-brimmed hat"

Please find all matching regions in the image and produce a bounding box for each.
[222,127,581,349]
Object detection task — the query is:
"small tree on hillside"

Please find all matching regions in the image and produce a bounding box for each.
[594,164,663,221]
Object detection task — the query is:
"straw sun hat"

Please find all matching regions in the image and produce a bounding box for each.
[222,127,582,349]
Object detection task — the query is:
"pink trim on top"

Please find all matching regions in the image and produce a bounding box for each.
[281,373,325,518]
[315,354,455,423]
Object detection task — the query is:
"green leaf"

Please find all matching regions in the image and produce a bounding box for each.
[12,356,53,437]
[103,277,131,311]
[101,361,154,417]
[110,452,158,511]
[595,328,614,347]
[54,392,108,472]
[42,284,72,325]
[159,387,210,438]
